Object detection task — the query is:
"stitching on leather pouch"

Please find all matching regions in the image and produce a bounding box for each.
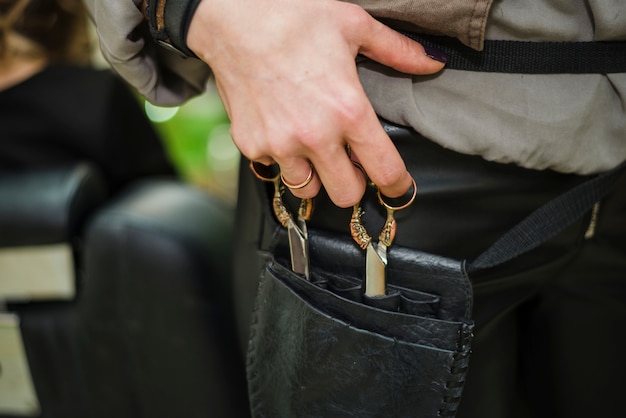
[438,327,472,417]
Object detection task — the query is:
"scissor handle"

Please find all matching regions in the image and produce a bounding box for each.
[249,161,281,182]
[377,177,417,211]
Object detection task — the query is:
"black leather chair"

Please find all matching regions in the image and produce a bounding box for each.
[0,163,248,418]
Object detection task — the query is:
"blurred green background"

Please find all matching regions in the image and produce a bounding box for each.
[141,85,240,207]
[90,30,240,206]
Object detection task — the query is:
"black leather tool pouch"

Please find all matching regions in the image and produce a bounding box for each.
[244,119,625,418]
[246,230,474,418]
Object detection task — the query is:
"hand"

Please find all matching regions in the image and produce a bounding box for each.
[187,0,445,207]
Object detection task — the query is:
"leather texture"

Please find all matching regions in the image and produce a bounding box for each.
[247,256,473,418]
[0,164,107,247]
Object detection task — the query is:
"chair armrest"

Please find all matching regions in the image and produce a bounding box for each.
[0,163,108,247]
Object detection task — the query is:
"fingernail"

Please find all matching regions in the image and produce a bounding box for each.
[423,45,448,64]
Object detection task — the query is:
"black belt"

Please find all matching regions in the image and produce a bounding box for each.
[401,32,626,74]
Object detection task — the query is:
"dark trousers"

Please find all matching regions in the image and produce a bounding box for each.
[232,121,626,418]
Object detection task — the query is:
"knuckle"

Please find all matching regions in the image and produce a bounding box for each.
[229,124,254,154]
[331,184,365,208]
[236,141,263,161]
[371,167,403,189]
[274,120,325,155]
[342,3,372,29]
[268,140,296,161]
[292,122,321,150]
[290,187,318,200]
[333,93,367,125]
[229,123,245,142]
[333,192,361,209]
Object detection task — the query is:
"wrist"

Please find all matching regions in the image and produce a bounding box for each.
[143,0,202,58]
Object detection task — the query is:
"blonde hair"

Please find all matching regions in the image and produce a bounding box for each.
[0,0,91,65]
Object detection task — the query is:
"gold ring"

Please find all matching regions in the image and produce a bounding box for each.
[281,165,314,189]
[377,176,417,211]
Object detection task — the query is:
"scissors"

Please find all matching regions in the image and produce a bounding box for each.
[351,177,417,297]
[250,161,312,279]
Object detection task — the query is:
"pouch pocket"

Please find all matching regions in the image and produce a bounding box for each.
[323,271,440,317]
[247,258,473,418]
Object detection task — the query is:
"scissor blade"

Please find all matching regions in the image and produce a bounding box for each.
[376,242,388,266]
[287,218,310,279]
[365,243,386,296]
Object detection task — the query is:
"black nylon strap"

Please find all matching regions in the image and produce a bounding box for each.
[402,33,626,74]
[467,161,626,273]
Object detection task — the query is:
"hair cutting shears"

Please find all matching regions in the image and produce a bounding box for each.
[250,161,312,280]
[351,177,417,297]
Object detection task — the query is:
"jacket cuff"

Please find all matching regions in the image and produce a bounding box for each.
[144,0,202,58]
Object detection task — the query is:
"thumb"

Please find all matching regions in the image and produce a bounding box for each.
[357,18,448,75]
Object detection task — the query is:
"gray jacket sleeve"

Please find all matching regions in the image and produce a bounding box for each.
[83,0,211,106]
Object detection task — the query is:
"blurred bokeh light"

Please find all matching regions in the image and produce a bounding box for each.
[144,84,240,206]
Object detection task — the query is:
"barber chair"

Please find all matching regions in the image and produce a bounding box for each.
[0,163,248,418]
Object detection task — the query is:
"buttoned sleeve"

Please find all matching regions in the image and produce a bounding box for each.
[82,0,211,106]
[345,0,494,50]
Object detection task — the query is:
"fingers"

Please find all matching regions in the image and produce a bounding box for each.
[277,122,411,208]
[281,164,315,190]
[252,129,411,209]
[347,5,447,75]
[307,148,369,208]
[345,108,414,200]
[270,151,366,208]
[279,158,322,198]
[244,77,412,207]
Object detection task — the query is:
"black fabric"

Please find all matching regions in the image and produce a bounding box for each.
[164,0,202,58]
[400,33,626,74]
[0,65,177,193]
[459,175,626,418]
[468,160,626,272]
